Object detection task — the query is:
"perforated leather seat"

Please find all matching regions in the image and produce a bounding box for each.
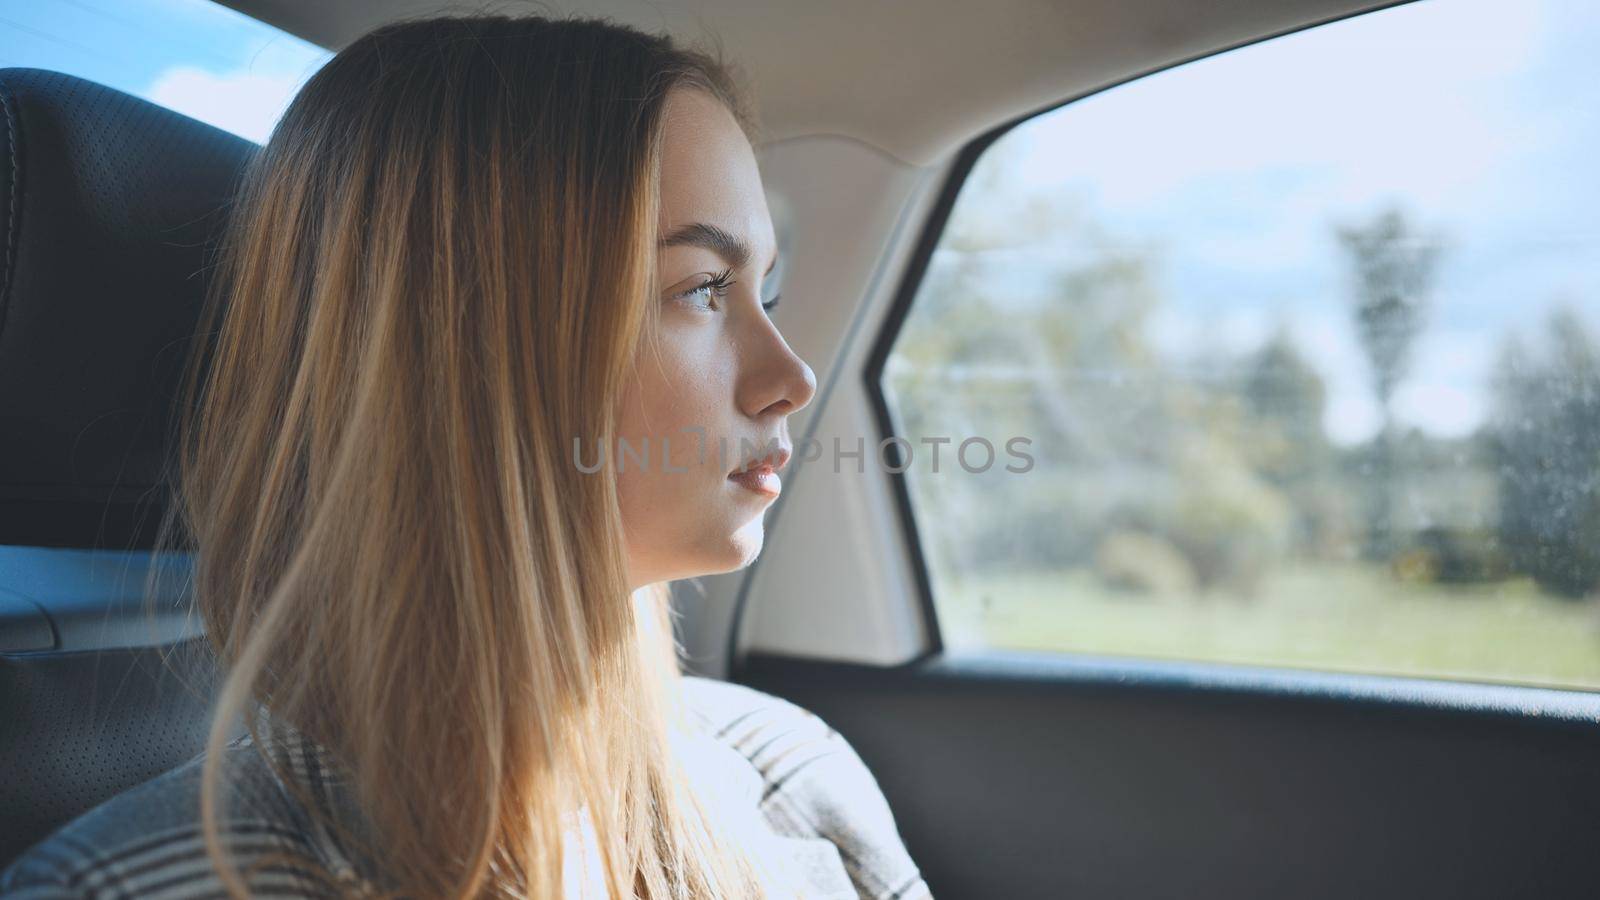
[0,68,255,865]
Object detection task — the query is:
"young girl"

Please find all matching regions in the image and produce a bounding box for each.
[1,13,928,899]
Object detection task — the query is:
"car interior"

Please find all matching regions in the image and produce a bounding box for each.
[5,0,1600,897]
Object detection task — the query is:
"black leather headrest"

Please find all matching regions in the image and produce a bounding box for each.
[0,69,257,550]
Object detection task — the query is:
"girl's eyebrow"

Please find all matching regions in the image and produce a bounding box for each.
[660,221,779,276]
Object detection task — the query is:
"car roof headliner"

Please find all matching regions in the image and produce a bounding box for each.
[216,0,1402,167]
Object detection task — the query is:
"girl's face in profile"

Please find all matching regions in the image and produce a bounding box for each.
[616,87,816,590]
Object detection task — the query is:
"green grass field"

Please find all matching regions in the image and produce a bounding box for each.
[936,562,1600,691]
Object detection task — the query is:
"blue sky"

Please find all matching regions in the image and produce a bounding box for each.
[1,0,331,143]
[941,0,1600,446]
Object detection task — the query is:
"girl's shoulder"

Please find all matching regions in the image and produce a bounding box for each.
[0,734,345,899]
[4,682,932,900]
[682,676,933,900]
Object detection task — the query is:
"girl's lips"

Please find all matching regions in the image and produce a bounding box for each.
[728,465,781,497]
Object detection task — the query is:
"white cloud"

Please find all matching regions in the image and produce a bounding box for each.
[146,64,314,143]
[1325,390,1383,446]
[1392,381,1484,439]
[1006,0,1550,208]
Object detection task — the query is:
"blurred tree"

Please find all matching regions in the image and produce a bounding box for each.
[888,153,1295,593]
[1337,207,1444,559]
[886,170,1169,578]
[1242,326,1329,481]
[1238,327,1350,559]
[1488,306,1600,599]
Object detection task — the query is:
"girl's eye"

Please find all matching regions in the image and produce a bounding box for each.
[675,269,735,310]
[762,294,781,313]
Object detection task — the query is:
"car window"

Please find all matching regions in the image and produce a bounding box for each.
[2,0,331,143]
[882,0,1600,690]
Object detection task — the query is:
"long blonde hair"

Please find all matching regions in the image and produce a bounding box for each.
[151,13,789,897]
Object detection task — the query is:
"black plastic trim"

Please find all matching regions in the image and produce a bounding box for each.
[741,647,1600,725]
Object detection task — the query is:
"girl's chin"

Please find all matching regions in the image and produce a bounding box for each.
[715,519,767,571]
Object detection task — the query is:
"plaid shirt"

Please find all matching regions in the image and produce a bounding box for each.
[0,676,931,899]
